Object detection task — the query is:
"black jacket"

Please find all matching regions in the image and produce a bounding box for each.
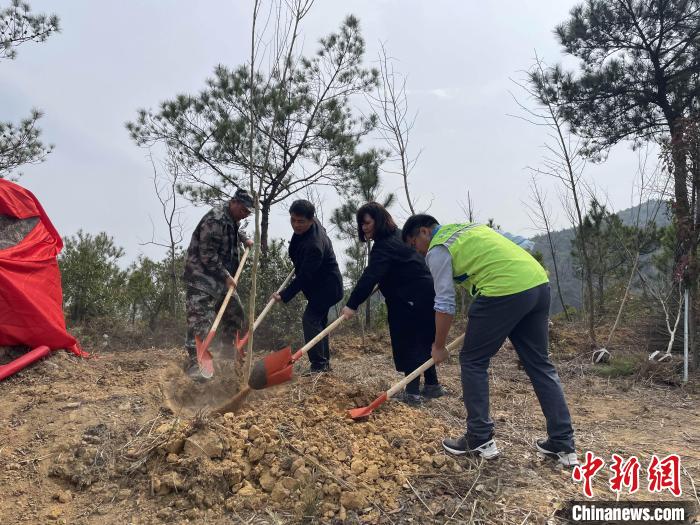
[280,219,343,307]
[346,229,434,311]
[346,229,435,371]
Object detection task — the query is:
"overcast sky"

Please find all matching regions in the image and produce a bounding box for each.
[4,0,643,268]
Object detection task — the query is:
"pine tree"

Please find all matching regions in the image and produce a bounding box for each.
[127,15,378,253]
[0,1,59,179]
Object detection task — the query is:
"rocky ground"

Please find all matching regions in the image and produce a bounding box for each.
[1,325,699,524]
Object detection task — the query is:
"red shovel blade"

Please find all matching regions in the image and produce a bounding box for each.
[194,334,215,379]
[265,364,294,387]
[248,346,294,390]
[235,330,249,357]
[347,392,389,420]
[263,346,292,374]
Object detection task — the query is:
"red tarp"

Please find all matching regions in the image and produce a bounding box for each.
[0,179,83,358]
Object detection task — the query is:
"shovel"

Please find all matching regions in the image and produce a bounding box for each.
[194,247,251,378]
[234,268,295,357]
[244,284,381,389]
[347,333,466,420]
[214,315,346,414]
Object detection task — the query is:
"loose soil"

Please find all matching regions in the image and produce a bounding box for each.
[1,325,699,524]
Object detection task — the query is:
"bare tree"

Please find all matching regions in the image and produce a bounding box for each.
[143,151,186,316]
[368,42,420,214]
[243,0,315,380]
[604,148,668,348]
[511,55,597,346]
[525,176,570,320]
[458,189,476,223]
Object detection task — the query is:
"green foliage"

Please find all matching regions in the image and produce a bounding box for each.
[0,2,59,179]
[127,14,378,250]
[59,231,128,323]
[0,109,53,179]
[542,1,700,314]
[125,251,185,329]
[593,356,639,378]
[60,231,188,334]
[531,249,546,269]
[0,0,59,60]
[571,199,661,313]
[547,0,700,153]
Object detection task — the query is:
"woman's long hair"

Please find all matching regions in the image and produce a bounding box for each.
[356,202,397,242]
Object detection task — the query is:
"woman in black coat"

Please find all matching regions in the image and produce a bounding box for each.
[341,202,446,405]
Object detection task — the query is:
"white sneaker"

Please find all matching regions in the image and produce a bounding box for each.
[442,435,500,460]
[536,438,579,467]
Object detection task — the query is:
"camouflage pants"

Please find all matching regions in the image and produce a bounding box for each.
[185,286,245,360]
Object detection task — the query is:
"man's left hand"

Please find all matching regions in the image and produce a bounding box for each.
[341,307,356,320]
[245,239,254,248]
[431,343,449,364]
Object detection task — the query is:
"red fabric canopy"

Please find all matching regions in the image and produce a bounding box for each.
[0,179,83,355]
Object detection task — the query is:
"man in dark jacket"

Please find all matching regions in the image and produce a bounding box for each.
[273,200,343,373]
[183,189,254,380]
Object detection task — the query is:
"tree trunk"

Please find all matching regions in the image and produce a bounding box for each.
[670,124,698,367]
[606,254,639,348]
[260,200,271,255]
[574,230,596,344]
[169,247,177,317]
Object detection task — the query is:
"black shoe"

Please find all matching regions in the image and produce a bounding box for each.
[535,438,578,467]
[421,384,448,399]
[395,391,422,407]
[442,434,500,459]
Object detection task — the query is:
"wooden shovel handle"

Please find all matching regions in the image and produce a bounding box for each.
[210,247,250,334]
[386,334,465,398]
[252,269,295,332]
[291,315,345,362]
[288,284,378,362]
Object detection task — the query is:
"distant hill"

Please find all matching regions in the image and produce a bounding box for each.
[530,200,671,313]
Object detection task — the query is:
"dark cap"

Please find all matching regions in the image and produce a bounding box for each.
[233,188,254,211]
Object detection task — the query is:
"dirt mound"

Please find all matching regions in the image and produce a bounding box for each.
[48,372,457,522]
[4,338,698,524]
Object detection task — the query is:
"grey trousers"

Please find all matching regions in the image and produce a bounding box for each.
[460,283,574,449]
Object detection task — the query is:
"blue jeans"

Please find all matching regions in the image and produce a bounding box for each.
[460,284,574,449]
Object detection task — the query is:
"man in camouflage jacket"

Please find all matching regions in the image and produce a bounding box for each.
[183,189,254,380]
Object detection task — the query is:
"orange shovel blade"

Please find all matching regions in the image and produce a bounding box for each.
[235,330,249,358]
[264,364,294,387]
[347,392,388,420]
[263,346,292,375]
[194,334,215,378]
[248,346,294,390]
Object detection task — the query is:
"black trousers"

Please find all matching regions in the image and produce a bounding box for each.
[302,301,332,370]
[404,366,438,394]
[460,284,574,449]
